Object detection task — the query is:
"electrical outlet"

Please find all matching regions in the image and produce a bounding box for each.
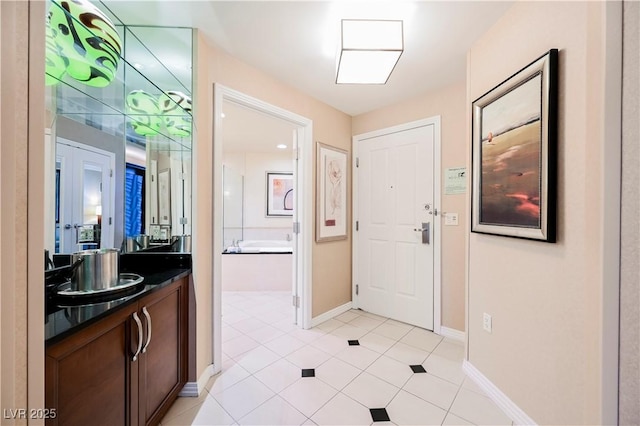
[483,313,492,333]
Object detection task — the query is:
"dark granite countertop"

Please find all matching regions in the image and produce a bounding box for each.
[222,250,292,254]
[45,253,191,345]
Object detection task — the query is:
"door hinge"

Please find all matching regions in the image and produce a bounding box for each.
[109,217,112,225]
[356,157,359,168]
[293,222,300,234]
[295,147,300,161]
[292,295,300,308]
[355,284,359,295]
[179,217,188,225]
[356,221,359,231]
[110,169,113,178]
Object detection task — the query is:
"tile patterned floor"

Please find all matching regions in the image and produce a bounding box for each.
[161,291,513,426]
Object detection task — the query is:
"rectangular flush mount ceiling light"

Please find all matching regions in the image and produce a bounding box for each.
[336,19,404,84]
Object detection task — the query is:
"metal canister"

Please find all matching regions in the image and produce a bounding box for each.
[135,234,150,250]
[70,248,120,292]
[170,235,192,252]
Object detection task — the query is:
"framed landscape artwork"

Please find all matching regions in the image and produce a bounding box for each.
[316,142,348,242]
[471,49,558,242]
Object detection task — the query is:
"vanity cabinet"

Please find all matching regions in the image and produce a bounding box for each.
[45,277,188,426]
[135,278,188,426]
[46,302,135,425]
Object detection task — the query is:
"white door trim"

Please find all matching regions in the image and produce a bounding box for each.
[212,84,314,373]
[352,116,442,333]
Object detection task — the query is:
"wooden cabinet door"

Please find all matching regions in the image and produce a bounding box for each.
[46,276,189,426]
[46,304,138,426]
[137,278,187,426]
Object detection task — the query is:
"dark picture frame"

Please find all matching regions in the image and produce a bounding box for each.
[471,49,558,242]
[266,172,294,217]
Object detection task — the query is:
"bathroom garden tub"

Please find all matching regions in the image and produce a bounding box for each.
[227,239,293,254]
[222,240,292,291]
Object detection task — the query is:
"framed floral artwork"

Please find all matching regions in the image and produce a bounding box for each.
[316,142,348,242]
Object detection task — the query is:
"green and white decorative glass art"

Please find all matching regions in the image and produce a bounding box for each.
[45,22,69,85]
[126,90,162,136]
[159,91,192,137]
[48,0,122,87]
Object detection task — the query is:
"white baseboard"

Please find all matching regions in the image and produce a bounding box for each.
[463,360,537,426]
[311,301,353,327]
[179,364,215,397]
[440,326,465,342]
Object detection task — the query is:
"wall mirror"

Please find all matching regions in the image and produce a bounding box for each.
[44,0,193,257]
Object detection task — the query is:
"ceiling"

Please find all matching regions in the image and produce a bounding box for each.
[101,1,514,117]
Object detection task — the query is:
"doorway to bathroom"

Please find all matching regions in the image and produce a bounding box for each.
[220,101,297,327]
[213,84,314,373]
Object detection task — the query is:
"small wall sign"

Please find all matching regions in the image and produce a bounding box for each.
[445,167,467,195]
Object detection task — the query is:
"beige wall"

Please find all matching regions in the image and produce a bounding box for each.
[1,0,45,422]
[466,2,620,424]
[620,1,640,424]
[352,81,467,332]
[192,33,353,378]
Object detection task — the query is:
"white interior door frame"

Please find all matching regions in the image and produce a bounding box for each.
[212,84,314,373]
[352,116,442,334]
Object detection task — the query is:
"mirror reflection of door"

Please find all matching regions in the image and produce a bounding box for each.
[56,139,115,253]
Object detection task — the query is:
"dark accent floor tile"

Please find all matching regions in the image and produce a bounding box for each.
[410,364,427,373]
[301,368,315,377]
[348,339,360,346]
[370,408,390,422]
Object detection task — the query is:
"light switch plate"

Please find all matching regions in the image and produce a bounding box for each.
[149,224,171,242]
[77,226,95,243]
[149,225,161,240]
[483,313,492,333]
[445,213,459,226]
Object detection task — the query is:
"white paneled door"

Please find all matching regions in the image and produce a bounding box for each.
[355,121,437,330]
[57,139,115,253]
